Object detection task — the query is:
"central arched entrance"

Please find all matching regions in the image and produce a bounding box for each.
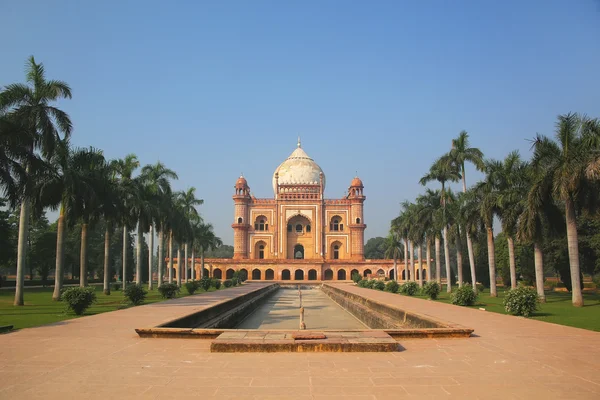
[252,268,261,280]
[337,269,347,280]
[281,269,291,280]
[294,244,304,259]
[324,269,333,280]
[308,269,317,280]
[294,270,304,280]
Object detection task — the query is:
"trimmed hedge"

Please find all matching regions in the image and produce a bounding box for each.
[450,284,478,306]
[399,281,419,296]
[61,286,97,315]
[422,281,441,300]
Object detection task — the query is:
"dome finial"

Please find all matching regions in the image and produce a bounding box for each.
[297,136,301,148]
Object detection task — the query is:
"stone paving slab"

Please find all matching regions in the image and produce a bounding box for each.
[1,282,599,399]
[210,330,398,352]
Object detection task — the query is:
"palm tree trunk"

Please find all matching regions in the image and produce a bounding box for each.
[435,235,441,284]
[201,247,205,279]
[52,204,66,301]
[103,226,111,294]
[184,242,189,283]
[168,231,173,283]
[393,255,398,282]
[157,230,163,287]
[14,200,30,306]
[426,239,431,282]
[409,241,415,281]
[486,226,497,297]
[534,241,546,303]
[443,226,451,292]
[122,225,128,290]
[507,236,517,289]
[456,232,463,287]
[565,198,583,307]
[191,249,195,281]
[417,245,423,288]
[404,238,409,281]
[467,233,477,294]
[136,223,142,284]
[80,223,88,287]
[148,225,154,290]
[176,246,182,287]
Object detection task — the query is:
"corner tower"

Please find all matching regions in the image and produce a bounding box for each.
[348,176,366,260]
[232,175,250,259]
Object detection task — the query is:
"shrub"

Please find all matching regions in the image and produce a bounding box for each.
[450,284,478,306]
[351,272,362,283]
[223,279,233,288]
[158,283,180,299]
[476,283,485,294]
[112,283,121,291]
[124,284,147,305]
[185,281,199,295]
[373,280,385,291]
[546,280,558,290]
[199,277,212,292]
[211,279,222,290]
[384,280,400,293]
[422,281,441,300]
[61,286,97,315]
[503,286,540,317]
[365,279,378,289]
[357,279,369,288]
[399,281,419,296]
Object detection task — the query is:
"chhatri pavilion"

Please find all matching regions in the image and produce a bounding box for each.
[183,139,428,281]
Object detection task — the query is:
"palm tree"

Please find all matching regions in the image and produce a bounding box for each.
[460,190,483,293]
[99,163,122,295]
[469,160,502,297]
[447,190,465,287]
[178,188,204,283]
[384,231,404,282]
[111,154,139,290]
[71,148,108,287]
[529,113,600,306]
[194,222,222,279]
[448,131,485,289]
[407,202,426,287]
[495,151,528,289]
[140,162,178,289]
[36,141,103,297]
[420,155,460,292]
[417,189,443,283]
[517,165,563,303]
[0,56,72,305]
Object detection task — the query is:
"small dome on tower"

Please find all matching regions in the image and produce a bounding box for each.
[235,175,248,189]
[350,176,364,188]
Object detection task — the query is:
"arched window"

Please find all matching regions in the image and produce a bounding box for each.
[356,217,361,224]
[237,217,243,224]
[254,217,267,231]
[306,224,311,233]
[259,245,265,259]
[287,224,292,232]
[333,245,339,260]
[295,224,303,233]
[330,217,341,231]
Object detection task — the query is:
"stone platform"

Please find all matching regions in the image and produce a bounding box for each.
[211,330,399,353]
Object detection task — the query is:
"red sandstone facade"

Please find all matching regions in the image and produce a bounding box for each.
[182,140,428,281]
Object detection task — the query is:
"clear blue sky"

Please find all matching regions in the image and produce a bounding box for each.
[2,1,599,245]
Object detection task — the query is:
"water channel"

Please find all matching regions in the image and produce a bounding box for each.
[235,286,367,330]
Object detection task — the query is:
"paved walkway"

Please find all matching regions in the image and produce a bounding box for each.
[0,282,599,399]
[237,287,366,330]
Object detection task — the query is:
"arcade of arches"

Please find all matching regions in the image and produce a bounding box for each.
[171,260,430,282]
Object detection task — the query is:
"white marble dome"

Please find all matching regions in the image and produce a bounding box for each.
[272,141,325,195]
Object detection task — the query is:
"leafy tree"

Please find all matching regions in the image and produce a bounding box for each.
[364,237,386,259]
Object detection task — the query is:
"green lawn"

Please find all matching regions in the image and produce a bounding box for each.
[0,285,224,330]
[412,287,600,331]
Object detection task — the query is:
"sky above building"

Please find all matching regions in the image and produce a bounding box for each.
[1,1,599,245]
